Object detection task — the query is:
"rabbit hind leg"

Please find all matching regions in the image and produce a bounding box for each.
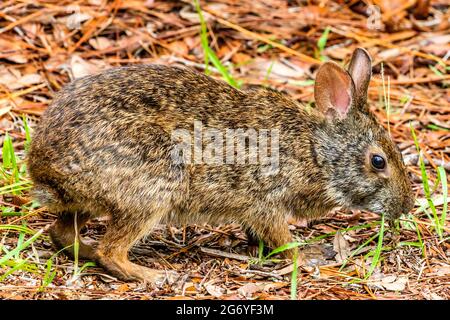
[94,206,177,286]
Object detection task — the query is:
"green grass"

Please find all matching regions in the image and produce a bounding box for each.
[260,221,382,297]
[22,115,32,151]
[263,60,275,86]
[364,214,385,280]
[290,249,298,300]
[400,213,425,256]
[194,0,241,88]
[2,132,20,184]
[0,228,44,281]
[411,124,447,240]
[426,124,450,131]
[315,26,331,61]
[39,254,58,291]
[437,167,448,231]
[0,117,61,286]
[257,239,264,261]
[69,214,97,283]
[339,233,378,272]
[257,43,273,53]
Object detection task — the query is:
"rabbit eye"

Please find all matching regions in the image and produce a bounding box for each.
[371,154,386,170]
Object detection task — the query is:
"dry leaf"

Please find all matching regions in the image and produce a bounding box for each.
[70,56,101,79]
[263,282,289,292]
[89,37,113,51]
[167,40,189,56]
[237,282,266,298]
[70,55,99,78]
[274,255,304,276]
[0,67,43,90]
[231,52,253,65]
[370,274,408,292]
[0,38,28,63]
[428,265,450,277]
[0,101,12,117]
[179,5,201,23]
[333,231,350,263]
[117,284,129,292]
[59,9,93,30]
[422,289,445,300]
[205,284,225,298]
[249,58,305,79]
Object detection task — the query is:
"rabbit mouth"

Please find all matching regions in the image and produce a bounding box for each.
[351,203,399,220]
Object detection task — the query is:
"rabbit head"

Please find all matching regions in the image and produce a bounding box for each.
[313,48,415,220]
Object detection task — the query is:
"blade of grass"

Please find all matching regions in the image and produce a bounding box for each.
[410,214,425,256]
[14,221,27,260]
[2,132,12,169]
[339,233,378,271]
[437,166,448,227]
[78,261,96,274]
[265,221,379,260]
[265,241,306,259]
[22,114,31,151]
[411,124,443,239]
[193,0,209,74]
[39,258,57,291]
[263,60,275,87]
[0,259,30,281]
[0,180,32,195]
[194,0,240,88]
[258,239,264,261]
[316,26,331,61]
[39,246,72,291]
[0,229,43,265]
[364,214,385,280]
[0,224,38,235]
[290,250,298,300]
[398,241,423,247]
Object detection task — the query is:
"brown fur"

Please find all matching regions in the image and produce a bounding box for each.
[27,48,414,284]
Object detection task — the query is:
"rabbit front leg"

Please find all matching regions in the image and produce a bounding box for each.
[243,209,297,260]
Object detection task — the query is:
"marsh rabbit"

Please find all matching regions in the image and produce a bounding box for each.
[28,48,414,285]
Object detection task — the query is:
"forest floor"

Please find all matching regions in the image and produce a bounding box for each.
[0,0,449,300]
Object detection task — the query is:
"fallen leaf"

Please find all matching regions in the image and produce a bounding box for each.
[333,231,350,263]
[249,58,305,79]
[428,265,450,277]
[382,277,408,291]
[117,284,129,292]
[70,55,101,79]
[422,290,445,300]
[0,102,12,117]
[167,40,189,56]
[263,282,289,292]
[89,37,113,51]
[232,52,253,65]
[59,8,93,30]
[205,284,225,298]
[237,282,266,298]
[0,67,43,90]
[370,274,408,292]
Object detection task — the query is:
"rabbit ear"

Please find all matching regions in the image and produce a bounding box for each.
[314,61,354,119]
[348,48,371,104]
